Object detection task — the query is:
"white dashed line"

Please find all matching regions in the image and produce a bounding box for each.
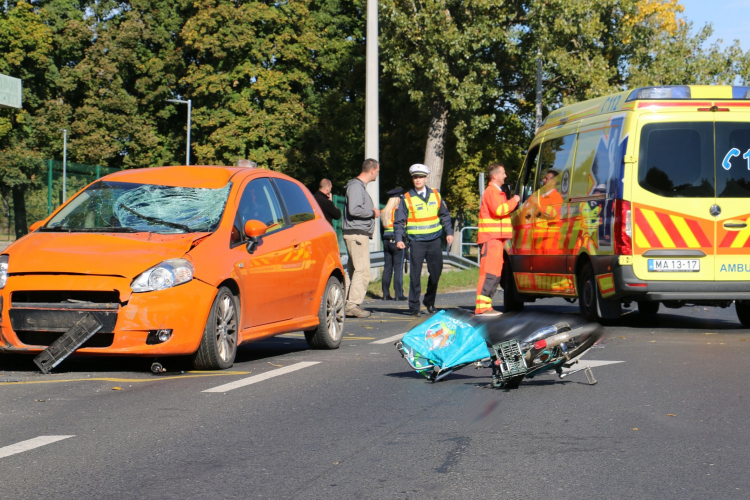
[371,333,407,344]
[0,436,74,459]
[202,361,320,393]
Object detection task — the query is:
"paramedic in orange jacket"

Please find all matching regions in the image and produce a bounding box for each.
[533,170,564,255]
[475,163,520,316]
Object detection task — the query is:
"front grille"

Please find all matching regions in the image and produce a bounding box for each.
[17,332,114,348]
[9,290,120,344]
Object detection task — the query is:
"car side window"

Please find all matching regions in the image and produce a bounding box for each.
[516,145,540,202]
[273,179,316,225]
[235,178,286,240]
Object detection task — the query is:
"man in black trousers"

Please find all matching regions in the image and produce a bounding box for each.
[393,164,453,316]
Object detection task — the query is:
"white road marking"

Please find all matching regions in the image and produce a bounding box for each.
[371,332,407,344]
[0,435,74,459]
[202,362,320,393]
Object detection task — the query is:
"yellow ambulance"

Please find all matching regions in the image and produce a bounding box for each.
[504,85,750,325]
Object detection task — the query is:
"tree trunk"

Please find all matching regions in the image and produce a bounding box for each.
[12,186,27,239]
[423,99,448,191]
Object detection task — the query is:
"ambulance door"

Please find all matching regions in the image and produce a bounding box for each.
[532,134,576,281]
[714,113,750,280]
[631,115,715,281]
[510,144,540,275]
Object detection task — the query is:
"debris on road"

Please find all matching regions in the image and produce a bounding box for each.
[33,313,103,374]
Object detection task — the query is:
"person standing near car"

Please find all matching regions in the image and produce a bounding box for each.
[314,179,342,226]
[475,163,520,316]
[394,164,453,316]
[381,187,407,301]
[343,159,380,318]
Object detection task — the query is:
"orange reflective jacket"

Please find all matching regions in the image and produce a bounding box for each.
[478,184,517,244]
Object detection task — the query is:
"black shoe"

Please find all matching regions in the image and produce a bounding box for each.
[382,295,393,301]
[409,309,422,317]
[396,296,407,301]
[426,305,437,314]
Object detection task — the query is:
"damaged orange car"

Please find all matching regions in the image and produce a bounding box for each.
[0,166,346,369]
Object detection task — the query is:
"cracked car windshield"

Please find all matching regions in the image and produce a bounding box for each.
[44,181,232,233]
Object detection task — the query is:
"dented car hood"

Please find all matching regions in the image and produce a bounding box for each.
[5,232,205,278]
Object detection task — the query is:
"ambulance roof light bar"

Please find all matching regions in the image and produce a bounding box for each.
[625,86,691,102]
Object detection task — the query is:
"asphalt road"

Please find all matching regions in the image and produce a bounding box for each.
[1,290,750,500]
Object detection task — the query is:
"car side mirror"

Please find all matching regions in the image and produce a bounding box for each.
[29,220,44,232]
[244,220,267,254]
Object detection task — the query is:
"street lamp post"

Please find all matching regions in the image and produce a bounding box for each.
[167,99,192,165]
[365,0,380,254]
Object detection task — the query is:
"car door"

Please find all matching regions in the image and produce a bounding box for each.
[232,177,297,328]
[714,112,750,280]
[510,144,540,293]
[271,178,321,311]
[631,115,716,281]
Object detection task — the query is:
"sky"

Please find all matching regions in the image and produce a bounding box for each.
[680,0,750,51]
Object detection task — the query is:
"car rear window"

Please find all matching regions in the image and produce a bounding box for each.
[274,179,316,225]
[638,122,714,198]
[716,122,750,198]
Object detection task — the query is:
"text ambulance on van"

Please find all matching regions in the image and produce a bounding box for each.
[503,85,750,326]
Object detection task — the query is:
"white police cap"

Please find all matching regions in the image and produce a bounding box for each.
[409,163,430,176]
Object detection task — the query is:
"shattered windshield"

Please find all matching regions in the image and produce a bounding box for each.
[44,181,232,234]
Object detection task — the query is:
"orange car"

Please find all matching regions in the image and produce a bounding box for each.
[0,166,346,369]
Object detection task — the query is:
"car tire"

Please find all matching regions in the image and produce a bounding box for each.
[638,301,660,316]
[578,262,598,322]
[502,262,525,312]
[304,276,345,349]
[192,286,239,370]
[736,301,750,328]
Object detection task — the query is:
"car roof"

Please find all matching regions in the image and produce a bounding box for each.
[102,165,266,189]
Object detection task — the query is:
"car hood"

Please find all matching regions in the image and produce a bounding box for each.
[5,232,205,278]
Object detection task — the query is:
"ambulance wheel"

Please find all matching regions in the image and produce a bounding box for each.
[305,276,345,349]
[638,301,660,316]
[578,262,598,322]
[502,263,525,312]
[192,286,239,370]
[736,301,750,328]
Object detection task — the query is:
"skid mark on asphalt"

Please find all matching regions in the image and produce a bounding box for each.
[371,333,406,344]
[0,435,74,459]
[203,361,320,393]
[0,371,252,386]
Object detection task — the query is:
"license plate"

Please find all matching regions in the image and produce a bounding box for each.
[647,259,700,272]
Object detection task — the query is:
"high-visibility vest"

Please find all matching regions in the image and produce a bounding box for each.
[383,205,396,237]
[404,189,442,239]
[478,184,515,242]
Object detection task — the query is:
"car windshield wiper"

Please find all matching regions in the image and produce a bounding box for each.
[118,204,192,233]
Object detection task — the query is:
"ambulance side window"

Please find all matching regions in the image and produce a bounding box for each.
[537,134,576,191]
[517,145,540,202]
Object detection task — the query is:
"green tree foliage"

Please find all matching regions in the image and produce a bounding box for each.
[1,0,749,239]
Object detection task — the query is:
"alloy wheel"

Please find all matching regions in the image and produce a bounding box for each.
[215,293,238,362]
[325,284,345,341]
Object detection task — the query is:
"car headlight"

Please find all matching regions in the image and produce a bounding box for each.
[0,255,8,289]
[131,258,193,293]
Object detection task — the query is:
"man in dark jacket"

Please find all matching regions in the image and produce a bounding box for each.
[314,179,342,226]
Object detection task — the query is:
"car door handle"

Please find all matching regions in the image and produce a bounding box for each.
[724,220,748,230]
[292,239,301,250]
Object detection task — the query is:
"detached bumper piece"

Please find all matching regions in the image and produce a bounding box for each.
[33,313,103,374]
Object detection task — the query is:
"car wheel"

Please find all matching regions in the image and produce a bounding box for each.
[305,276,345,349]
[192,286,239,370]
[638,301,660,316]
[502,262,525,312]
[578,262,598,322]
[736,301,750,328]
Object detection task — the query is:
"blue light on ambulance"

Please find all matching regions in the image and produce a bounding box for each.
[626,86,691,101]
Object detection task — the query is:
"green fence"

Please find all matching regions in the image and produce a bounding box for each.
[44,160,120,216]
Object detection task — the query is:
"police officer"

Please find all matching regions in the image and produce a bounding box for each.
[394,164,454,316]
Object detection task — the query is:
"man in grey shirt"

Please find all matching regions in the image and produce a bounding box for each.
[343,158,380,318]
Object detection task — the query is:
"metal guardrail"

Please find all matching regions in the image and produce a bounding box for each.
[340,250,478,269]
